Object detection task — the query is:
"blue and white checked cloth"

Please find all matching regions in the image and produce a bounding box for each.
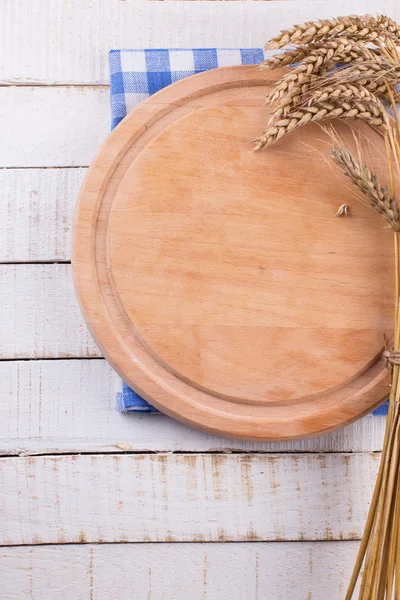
[109,48,265,129]
[110,47,388,416]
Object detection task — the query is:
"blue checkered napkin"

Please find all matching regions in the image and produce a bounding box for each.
[109,47,388,416]
[116,382,161,414]
[109,48,265,129]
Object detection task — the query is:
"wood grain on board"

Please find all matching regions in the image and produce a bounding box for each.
[0,453,379,545]
[0,359,386,455]
[0,543,360,600]
[73,65,392,440]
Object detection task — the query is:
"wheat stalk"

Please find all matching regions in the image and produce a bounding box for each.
[267,63,400,104]
[313,83,385,103]
[262,26,400,124]
[267,14,400,49]
[265,72,387,121]
[261,38,382,72]
[331,145,400,231]
[255,86,389,149]
[265,62,400,124]
[326,62,400,96]
[266,71,317,107]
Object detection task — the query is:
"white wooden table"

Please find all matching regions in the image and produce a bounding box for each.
[1,1,399,598]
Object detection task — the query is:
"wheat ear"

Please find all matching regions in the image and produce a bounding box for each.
[266,71,317,105]
[266,62,400,122]
[261,38,382,72]
[268,62,400,105]
[267,15,400,49]
[326,62,400,96]
[255,86,388,149]
[331,144,400,231]
[312,83,389,103]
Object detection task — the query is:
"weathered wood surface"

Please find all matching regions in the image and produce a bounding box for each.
[0,453,379,545]
[0,359,386,455]
[0,88,109,168]
[0,168,85,262]
[0,542,360,600]
[0,265,100,358]
[1,1,398,596]
[2,0,394,85]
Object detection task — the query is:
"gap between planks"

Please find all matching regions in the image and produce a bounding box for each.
[0,166,90,169]
[0,449,383,458]
[0,261,71,265]
[0,84,109,88]
[0,539,360,548]
[0,355,102,361]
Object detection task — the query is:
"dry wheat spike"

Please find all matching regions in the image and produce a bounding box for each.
[266,71,317,104]
[265,60,400,123]
[266,69,399,122]
[267,15,400,49]
[269,65,400,103]
[261,38,381,72]
[266,61,400,106]
[255,86,388,149]
[266,72,317,121]
[331,144,400,231]
[326,62,400,96]
[311,83,384,103]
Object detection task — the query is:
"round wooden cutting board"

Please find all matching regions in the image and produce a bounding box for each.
[73,65,394,441]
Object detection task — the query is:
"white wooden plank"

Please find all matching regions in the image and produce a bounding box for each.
[0,87,109,167]
[0,452,379,544]
[0,265,100,358]
[0,542,360,600]
[0,359,386,454]
[0,168,85,262]
[1,0,397,84]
